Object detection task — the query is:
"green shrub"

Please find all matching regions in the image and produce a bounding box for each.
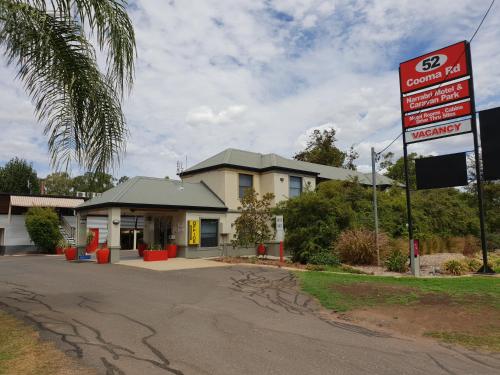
[307,251,340,266]
[334,229,390,265]
[443,259,467,276]
[487,233,500,250]
[25,207,61,253]
[465,258,482,272]
[384,249,408,272]
[305,264,326,271]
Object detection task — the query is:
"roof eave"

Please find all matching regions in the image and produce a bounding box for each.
[76,202,228,212]
[180,163,319,177]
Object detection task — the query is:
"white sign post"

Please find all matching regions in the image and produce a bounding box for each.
[275,215,284,241]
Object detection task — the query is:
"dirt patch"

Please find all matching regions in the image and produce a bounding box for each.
[348,302,499,337]
[331,282,417,301]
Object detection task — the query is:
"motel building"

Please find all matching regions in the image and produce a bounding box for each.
[0,149,393,261]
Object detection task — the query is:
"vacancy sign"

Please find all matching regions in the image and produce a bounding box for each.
[402,80,470,112]
[405,119,472,144]
[400,41,469,94]
[404,100,471,128]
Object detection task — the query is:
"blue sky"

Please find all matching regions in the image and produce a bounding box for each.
[1,0,499,178]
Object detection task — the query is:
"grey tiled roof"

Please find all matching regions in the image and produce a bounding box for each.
[77,177,227,210]
[182,148,394,186]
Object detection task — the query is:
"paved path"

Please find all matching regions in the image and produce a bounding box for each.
[0,255,499,375]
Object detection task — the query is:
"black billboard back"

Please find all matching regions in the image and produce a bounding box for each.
[479,107,500,181]
[415,153,468,190]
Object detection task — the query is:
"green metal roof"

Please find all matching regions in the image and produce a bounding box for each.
[77,177,227,211]
[181,148,394,186]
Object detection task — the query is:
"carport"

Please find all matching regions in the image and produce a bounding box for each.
[75,176,228,263]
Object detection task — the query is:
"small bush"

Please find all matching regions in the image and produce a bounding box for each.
[443,259,467,276]
[305,264,326,271]
[307,251,340,266]
[384,249,408,272]
[334,229,390,265]
[25,207,62,253]
[465,258,482,272]
[463,235,480,257]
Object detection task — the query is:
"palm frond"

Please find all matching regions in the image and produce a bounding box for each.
[0,0,129,173]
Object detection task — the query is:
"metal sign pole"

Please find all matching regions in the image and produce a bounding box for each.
[466,42,491,273]
[399,67,416,276]
[371,147,380,266]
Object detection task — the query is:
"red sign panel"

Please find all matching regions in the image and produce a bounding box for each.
[400,41,469,94]
[402,80,470,113]
[404,101,471,128]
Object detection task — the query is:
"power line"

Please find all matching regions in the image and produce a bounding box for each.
[372,0,496,157]
[376,132,402,156]
[470,0,496,42]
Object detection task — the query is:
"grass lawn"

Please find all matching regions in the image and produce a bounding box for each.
[297,271,500,352]
[0,310,95,375]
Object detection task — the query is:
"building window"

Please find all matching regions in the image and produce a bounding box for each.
[201,219,218,247]
[289,176,302,198]
[239,173,253,199]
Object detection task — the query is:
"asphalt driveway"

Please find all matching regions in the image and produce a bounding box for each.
[0,255,499,375]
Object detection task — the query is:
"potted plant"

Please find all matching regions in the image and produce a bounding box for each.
[143,244,169,262]
[56,239,67,255]
[86,230,96,253]
[166,242,177,258]
[64,246,77,261]
[257,243,266,256]
[96,245,110,264]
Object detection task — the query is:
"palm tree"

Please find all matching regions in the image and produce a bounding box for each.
[0,0,135,172]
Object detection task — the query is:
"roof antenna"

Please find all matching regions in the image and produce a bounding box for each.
[176,160,184,175]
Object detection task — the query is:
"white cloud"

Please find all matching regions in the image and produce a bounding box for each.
[186,105,247,126]
[0,0,499,179]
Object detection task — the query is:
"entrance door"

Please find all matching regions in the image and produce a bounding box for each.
[153,217,172,248]
[0,228,4,246]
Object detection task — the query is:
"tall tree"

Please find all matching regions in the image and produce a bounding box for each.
[0,157,40,194]
[232,189,275,248]
[43,172,73,195]
[0,1,136,173]
[380,152,419,189]
[294,128,347,167]
[72,172,115,193]
[343,145,359,171]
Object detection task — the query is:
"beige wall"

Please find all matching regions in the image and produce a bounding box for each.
[182,169,226,201]
[183,168,317,210]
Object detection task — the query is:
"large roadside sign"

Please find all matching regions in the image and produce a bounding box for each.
[400,41,473,139]
[398,40,493,274]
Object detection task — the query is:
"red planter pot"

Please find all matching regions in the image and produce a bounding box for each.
[55,247,64,255]
[96,248,110,264]
[137,243,147,257]
[257,244,266,256]
[143,250,169,262]
[64,247,77,261]
[167,245,177,258]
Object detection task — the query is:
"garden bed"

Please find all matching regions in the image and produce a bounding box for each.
[213,256,366,273]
